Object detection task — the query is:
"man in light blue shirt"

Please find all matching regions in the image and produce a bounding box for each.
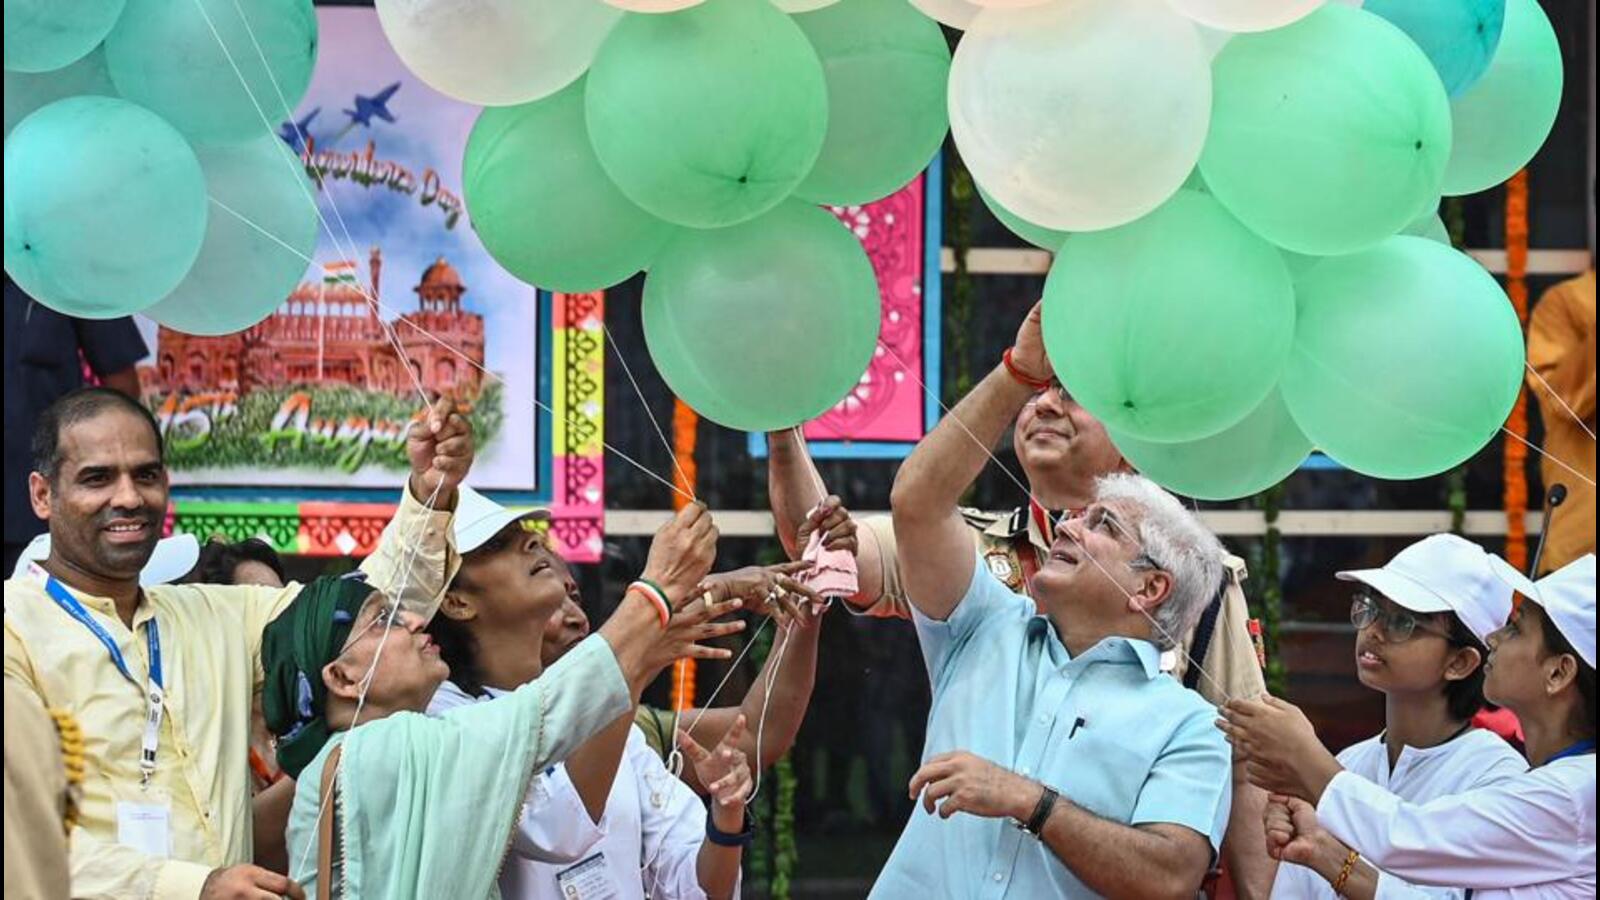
[875,303,1233,898]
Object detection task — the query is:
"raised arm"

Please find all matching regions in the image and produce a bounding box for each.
[891,303,1048,621]
[767,431,887,610]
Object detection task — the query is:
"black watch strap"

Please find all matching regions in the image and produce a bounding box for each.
[705,809,756,847]
[1024,786,1060,836]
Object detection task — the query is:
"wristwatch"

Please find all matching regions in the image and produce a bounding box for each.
[705,809,757,847]
[1018,785,1060,837]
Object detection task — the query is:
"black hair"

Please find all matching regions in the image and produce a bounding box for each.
[31,387,164,481]
[425,569,489,699]
[1539,610,1598,740]
[1441,613,1491,723]
[190,537,286,586]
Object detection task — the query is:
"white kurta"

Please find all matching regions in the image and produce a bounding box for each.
[428,680,731,900]
[1272,729,1528,899]
[1317,754,1596,899]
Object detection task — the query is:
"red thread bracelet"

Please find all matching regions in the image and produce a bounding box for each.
[1003,347,1051,390]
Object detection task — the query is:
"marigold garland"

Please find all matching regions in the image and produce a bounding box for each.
[670,397,699,710]
[1504,171,1531,570]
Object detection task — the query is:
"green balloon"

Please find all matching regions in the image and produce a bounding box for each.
[1282,203,1452,276]
[1042,190,1295,443]
[1111,388,1313,501]
[1440,0,1562,196]
[146,137,319,335]
[4,45,115,137]
[3,0,125,74]
[643,201,880,431]
[977,185,1070,252]
[586,0,828,229]
[4,96,207,318]
[791,0,949,206]
[465,78,675,294]
[1282,236,1524,480]
[1200,4,1452,255]
[106,0,317,145]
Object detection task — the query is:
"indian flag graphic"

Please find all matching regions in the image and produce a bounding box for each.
[323,260,359,287]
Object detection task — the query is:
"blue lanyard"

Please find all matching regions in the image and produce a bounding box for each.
[1548,740,1597,763]
[43,575,162,690]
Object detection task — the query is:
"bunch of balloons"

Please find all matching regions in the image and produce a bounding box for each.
[418,0,953,430]
[4,0,322,335]
[955,0,1556,495]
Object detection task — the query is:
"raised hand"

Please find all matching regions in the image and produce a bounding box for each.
[1010,300,1053,385]
[680,714,755,824]
[642,503,719,606]
[698,561,823,626]
[644,589,745,675]
[908,750,1041,822]
[794,494,859,556]
[406,397,474,505]
[1218,695,1342,803]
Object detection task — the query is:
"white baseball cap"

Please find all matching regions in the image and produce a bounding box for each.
[1337,533,1538,645]
[1532,554,1595,668]
[453,485,549,555]
[12,531,201,587]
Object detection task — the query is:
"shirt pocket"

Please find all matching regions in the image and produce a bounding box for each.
[1055,729,1158,823]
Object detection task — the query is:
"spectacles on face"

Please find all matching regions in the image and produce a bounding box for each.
[1350,592,1454,643]
[1070,506,1160,572]
[1024,381,1071,407]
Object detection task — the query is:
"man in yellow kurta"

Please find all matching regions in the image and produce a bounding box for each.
[3,388,469,899]
[1527,269,1596,574]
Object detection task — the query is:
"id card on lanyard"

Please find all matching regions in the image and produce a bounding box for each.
[39,571,165,787]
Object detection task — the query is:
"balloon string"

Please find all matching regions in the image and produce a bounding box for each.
[1525,361,1598,443]
[1502,427,1597,487]
[872,339,1242,706]
[601,321,698,504]
[206,196,696,503]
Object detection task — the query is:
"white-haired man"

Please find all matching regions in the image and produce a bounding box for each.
[875,308,1234,898]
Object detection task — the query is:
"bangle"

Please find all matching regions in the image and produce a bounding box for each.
[627,580,672,628]
[1332,849,1360,896]
[1002,347,1051,390]
[705,809,756,847]
[1022,785,1059,837]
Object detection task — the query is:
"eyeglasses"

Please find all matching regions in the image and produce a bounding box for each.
[1071,506,1160,572]
[1350,592,1454,643]
[1025,381,1072,407]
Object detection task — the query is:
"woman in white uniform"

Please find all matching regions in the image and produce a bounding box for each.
[1229,535,1532,898]
[1225,555,1596,899]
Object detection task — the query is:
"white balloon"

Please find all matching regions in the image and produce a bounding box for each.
[1165,0,1324,32]
[605,0,704,11]
[375,0,620,106]
[911,0,983,28]
[773,0,842,11]
[969,0,1053,7]
[950,0,1211,231]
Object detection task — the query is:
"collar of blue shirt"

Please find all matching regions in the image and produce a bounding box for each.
[1026,615,1166,680]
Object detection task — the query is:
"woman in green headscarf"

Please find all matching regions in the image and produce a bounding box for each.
[266,505,737,899]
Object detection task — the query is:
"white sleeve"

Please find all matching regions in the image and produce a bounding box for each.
[1317,767,1591,890]
[1371,871,1469,899]
[425,684,607,865]
[634,734,743,900]
[509,765,610,865]
[1269,861,1330,899]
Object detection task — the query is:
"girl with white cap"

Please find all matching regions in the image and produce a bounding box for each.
[1228,554,1596,899]
[1219,534,1533,898]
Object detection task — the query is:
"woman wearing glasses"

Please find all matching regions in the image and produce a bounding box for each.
[1218,534,1533,898]
[1221,551,1597,899]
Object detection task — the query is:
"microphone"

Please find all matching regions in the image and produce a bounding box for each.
[1529,484,1568,577]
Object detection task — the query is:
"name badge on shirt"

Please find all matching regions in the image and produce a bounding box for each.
[116,801,171,858]
[555,853,620,900]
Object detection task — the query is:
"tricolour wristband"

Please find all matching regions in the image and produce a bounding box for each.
[627,580,672,628]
